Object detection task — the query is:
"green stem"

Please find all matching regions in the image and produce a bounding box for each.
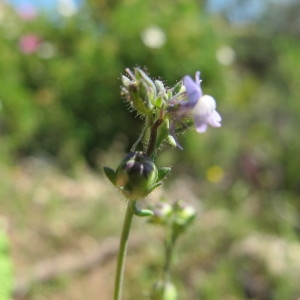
[114,202,134,300]
[146,118,163,157]
[130,200,154,217]
[131,124,148,152]
[162,232,176,281]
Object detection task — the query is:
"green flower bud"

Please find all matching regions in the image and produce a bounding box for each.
[135,68,157,109]
[154,80,168,108]
[121,68,158,115]
[121,75,132,88]
[149,202,173,225]
[152,280,178,300]
[128,83,149,115]
[137,79,154,111]
[115,151,158,200]
[135,68,156,95]
[155,80,166,95]
[173,201,196,233]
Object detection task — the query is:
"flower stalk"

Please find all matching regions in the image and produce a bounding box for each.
[104,67,221,300]
[113,203,134,300]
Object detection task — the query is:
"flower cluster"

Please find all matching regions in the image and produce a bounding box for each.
[122,67,221,150]
[104,68,221,201]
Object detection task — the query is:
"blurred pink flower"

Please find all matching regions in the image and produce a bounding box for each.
[19,34,40,54]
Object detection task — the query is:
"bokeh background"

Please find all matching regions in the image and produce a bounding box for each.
[1,0,300,299]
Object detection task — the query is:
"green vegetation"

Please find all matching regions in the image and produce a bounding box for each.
[1,0,300,299]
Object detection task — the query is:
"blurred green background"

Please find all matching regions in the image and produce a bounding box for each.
[1,0,300,299]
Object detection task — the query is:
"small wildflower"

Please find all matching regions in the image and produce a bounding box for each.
[168,71,221,149]
[184,72,221,132]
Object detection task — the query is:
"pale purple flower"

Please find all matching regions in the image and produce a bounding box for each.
[168,71,221,149]
[17,4,37,21]
[182,71,221,132]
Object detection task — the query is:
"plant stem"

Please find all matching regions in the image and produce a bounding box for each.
[146,118,163,157]
[131,123,148,152]
[162,231,176,282]
[114,202,134,300]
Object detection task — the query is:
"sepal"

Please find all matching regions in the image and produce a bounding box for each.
[155,119,170,149]
[157,167,172,182]
[103,166,116,185]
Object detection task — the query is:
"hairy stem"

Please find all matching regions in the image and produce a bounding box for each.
[131,123,148,152]
[146,118,163,157]
[114,203,134,300]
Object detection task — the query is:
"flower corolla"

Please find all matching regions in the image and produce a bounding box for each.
[168,71,221,148]
[183,71,221,132]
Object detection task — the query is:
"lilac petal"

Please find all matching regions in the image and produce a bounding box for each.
[207,110,222,127]
[193,114,209,133]
[194,71,201,85]
[169,122,184,150]
[195,122,208,133]
[183,75,202,108]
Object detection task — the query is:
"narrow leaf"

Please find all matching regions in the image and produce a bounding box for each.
[103,166,116,185]
[157,167,172,182]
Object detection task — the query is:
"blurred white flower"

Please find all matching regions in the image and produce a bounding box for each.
[141,26,166,49]
[38,42,56,59]
[58,0,78,17]
[216,45,236,66]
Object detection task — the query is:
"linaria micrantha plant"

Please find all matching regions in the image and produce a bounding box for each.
[103,68,221,300]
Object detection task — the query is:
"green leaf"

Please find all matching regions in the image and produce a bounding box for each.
[155,119,170,150]
[128,84,149,115]
[157,167,172,182]
[172,80,183,95]
[147,182,162,194]
[103,166,116,185]
[0,229,13,300]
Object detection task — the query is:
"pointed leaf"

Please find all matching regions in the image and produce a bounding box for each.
[103,166,116,185]
[157,167,172,182]
[147,182,162,194]
[155,119,169,149]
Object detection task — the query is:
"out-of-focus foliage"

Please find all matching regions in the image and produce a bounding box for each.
[0,0,224,167]
[0,227,13,300]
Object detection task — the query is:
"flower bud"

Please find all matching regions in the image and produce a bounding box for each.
[155,80,166,94]
[151,280,178,300]
[154,80,168,108]
[135,68,156,96]
[173,201,196,233]
[115,152,158,200]
[121,75,132,88]
[121,68,158,115]
[128,83,149,115]
[149,202,173,225]
[135,68,157,109]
